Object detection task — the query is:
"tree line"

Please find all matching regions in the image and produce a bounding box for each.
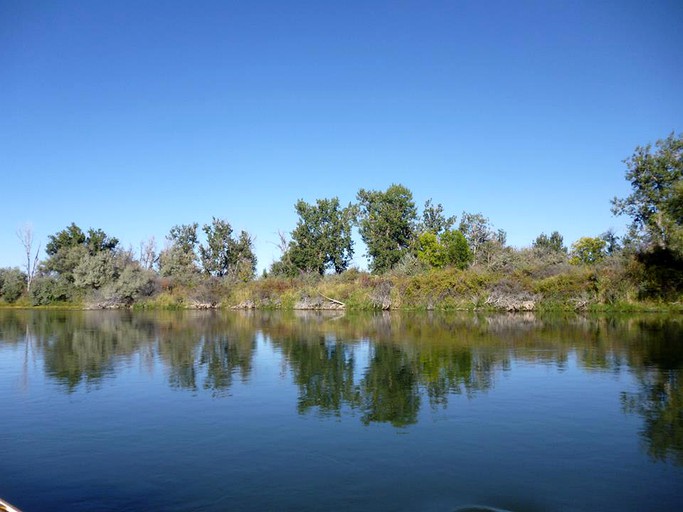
[1,132,681,306]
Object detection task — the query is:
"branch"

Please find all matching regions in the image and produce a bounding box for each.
[320,294,345,306]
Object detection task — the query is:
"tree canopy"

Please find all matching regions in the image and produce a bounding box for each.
[612,132,683,253]
[533,231,567,254]
[357,184,417,273]
[288,197,354,275]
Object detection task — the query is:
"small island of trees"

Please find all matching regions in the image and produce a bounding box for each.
[1,133,681,311]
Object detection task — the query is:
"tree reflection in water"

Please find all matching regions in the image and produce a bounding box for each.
[1,309,681,463]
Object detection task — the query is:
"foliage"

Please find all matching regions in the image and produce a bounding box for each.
[45,222,86,256]
[416,232,445,268]
[634,249,683,300]
[159,223,199,281]
[600,229,621,255]
[288,197,354,275]
[533,231,567,253]
[420,199,456,235]
[570,237,607,265]
[199,218,257,280]
[458,212,506,265]
[29,275,73,305]
[73,251,118,289]
[416,230,472,270]
[357,184,417,273]
[612,132,683,252]
[99,264,156,305]
[67,247,155,306]
[0,267,26,303]
[441,229,473,270]
[43,223,119,282]
[388,253,429,277]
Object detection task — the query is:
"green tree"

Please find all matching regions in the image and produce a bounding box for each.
[0,267,26,303]
[416,229,471,270]
[611,133,683,252]
[420,199,456,235]
[72,249,156,305]
[288,197,354,275]
[73,251,118,289]
[416,232,446,268]
[357,184,417,273]
[159,223,199,280]
[459,212,506,265]
[43,223,120,285]
[200,218,236,277]
[45,222,86,256]
[231,230,257,281]
[533,231,567,253]
[570,236,607,265]
[441,229,472,270]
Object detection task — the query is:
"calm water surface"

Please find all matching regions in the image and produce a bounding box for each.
[1,310,682,511]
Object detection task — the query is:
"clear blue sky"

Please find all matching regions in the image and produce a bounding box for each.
[2,0,681,272]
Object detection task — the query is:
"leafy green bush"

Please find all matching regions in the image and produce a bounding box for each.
[0,267,26,303]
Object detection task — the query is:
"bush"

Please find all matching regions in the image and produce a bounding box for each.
[0,267,26,303]
[29,275,73,305]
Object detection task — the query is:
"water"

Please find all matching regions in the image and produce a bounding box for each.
[1,310,682,511]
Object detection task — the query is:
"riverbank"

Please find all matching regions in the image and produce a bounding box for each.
[4,265,679,313]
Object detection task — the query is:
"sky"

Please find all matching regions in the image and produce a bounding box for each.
[1,0,682,273]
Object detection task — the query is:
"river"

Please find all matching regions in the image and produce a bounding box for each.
[1,310,681,511]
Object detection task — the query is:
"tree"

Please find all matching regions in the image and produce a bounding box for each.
[0,267,26,303]
[199,218,257,280]
[85,228,119,255]
[357,184,417,273]
[533,231,567,253]
[73,251,118,290]
[416,229,471,270]
[16,223,40,294]
[600,229,621,255]
[45,222,86,256]
[288,197,354,275]
[43,223,119,283]
[270,231,299,277]
[231,231,257,281]
[416,232,446,268]
[611,133,683,252]
[420,199,456,235]
[570,236,607,265]
[200,218,234,277]
[139,236,158,270]
[459,212,506,265]
[159,223,199,280]
[441,229,472,270]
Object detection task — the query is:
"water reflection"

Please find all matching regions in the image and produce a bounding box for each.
[1,309,682,464]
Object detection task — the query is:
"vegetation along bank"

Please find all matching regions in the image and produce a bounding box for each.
[1,133,681,312]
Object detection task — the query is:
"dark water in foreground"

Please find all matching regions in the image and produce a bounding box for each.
[1,310,682,511]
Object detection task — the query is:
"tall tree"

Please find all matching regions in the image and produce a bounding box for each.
[289,197,354,275]
[611,133,683,252]
[200,218,234,277]
[420,199,456,235]
[199,218,257,280]
[16,223,40,293]
[139,236,158,270]
[44,223,119,281]
[458,212,506,265]
[357,184,417,273]
[159,223,199,279]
